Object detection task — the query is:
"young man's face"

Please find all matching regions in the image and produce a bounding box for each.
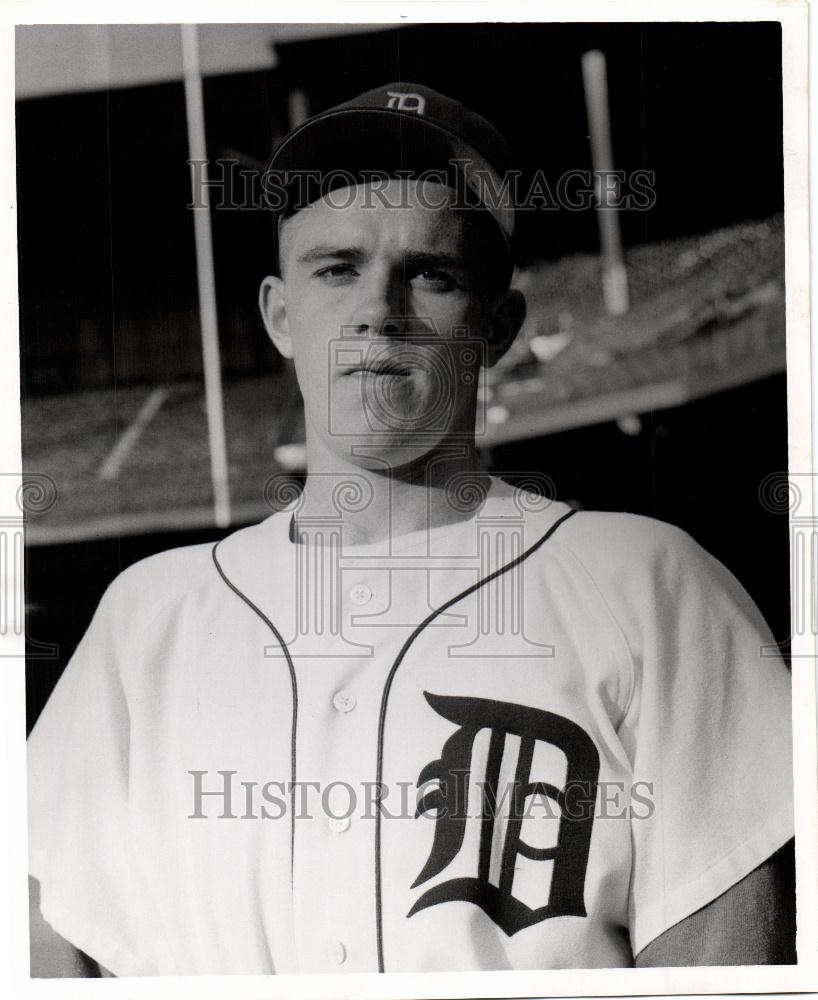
[260,178,523,472]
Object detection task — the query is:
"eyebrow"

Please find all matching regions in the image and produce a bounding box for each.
[295,245,467,271]
[295,245,366,265]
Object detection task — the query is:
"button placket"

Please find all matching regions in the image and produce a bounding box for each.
[293,648,380,973]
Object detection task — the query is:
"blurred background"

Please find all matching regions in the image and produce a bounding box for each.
[18,21,789,729]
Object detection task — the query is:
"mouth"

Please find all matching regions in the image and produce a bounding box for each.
[346,361,414,377]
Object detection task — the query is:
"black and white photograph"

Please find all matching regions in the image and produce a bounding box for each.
[2,4,816,997]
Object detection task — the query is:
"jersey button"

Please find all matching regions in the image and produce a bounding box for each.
[328,815,351,834]
[349,583,372,606]
[331,940,347,965]
[332,690,357,713]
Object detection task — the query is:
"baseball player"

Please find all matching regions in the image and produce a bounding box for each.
[28,83,794,977]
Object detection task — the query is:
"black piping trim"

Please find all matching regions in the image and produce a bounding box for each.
[211,541,298,886]
[373,506,578,972]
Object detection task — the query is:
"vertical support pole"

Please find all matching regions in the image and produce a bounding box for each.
[288,88,310,130]
[181,23,231,527]
[582,49,630,316]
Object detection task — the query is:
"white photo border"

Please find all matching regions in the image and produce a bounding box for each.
[0,3,814,999]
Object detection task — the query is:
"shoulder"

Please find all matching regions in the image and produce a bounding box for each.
[546,507,773,649]
[546,508,709,581]
[543,507,766,630]
[103,540,216,610]
[97,517,280,636]
[490,487,725,606]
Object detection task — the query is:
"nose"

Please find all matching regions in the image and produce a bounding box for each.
[353,269,411,337]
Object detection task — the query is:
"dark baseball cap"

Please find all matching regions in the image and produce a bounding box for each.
[264,82,515,242]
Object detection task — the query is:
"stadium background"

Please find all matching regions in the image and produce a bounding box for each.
[17,22,789,729]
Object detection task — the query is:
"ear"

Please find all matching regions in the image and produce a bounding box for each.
[486,288,526,368]
[259,275,293,359]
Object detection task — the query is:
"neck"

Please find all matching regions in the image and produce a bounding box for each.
[297,432,491,546]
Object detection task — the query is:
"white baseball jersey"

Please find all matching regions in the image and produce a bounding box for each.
[27,478,794,975]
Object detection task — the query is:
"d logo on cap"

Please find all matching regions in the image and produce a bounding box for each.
[386,91,426,114]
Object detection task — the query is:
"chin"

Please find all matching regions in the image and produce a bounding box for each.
[329,432,448,474]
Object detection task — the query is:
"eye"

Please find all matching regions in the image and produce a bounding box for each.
[314,263,358,284]
[411,268,458,292]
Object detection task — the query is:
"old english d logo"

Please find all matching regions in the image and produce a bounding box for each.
[408,693,600,935]
[385,90,426,114]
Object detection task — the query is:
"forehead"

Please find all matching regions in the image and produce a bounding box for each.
[280,179,472,256]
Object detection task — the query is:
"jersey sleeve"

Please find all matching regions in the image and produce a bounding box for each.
[27,577,152,976]
[615,523,794,957]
